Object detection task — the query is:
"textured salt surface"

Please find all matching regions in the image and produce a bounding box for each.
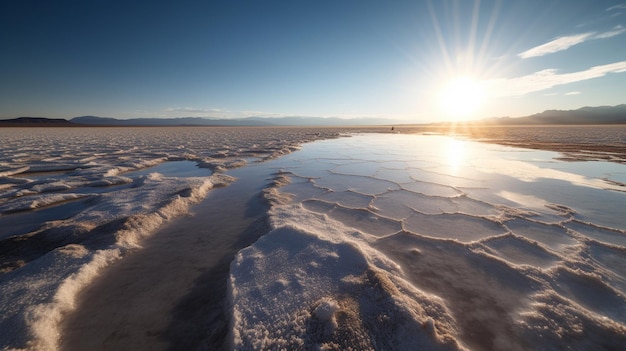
[60,162,273,351]
[230,133,626,351]
[1,128,626,350]
[0,127,346,350]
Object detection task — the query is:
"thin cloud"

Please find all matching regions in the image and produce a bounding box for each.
[607,4,625,17]
[594,25,626,38]
[606,4,626,12]
[165,107,224,114]
[518,26,626,58]
[565,91,581,95]
[241,110,291,118]
[165,107,234,118]
[486,61,626,97]
[518,33,594,59]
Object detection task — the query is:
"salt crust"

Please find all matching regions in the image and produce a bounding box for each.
[0,127,346,351]
[228,133,626,350]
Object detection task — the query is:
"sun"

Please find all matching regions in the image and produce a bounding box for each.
[438,76,486,121]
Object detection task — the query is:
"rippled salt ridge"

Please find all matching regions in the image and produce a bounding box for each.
[231,133,626,351]
[0,126,346,350]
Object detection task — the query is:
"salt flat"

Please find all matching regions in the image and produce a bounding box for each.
[0,126,348,350]
[0,126,625,350]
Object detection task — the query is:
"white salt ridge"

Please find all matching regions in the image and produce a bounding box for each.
[0,127,345,351]
[229,134,626,350]
[229,204,466,351]
[0,166,30,177]
[0,192,93,215]
[0,174,229,350]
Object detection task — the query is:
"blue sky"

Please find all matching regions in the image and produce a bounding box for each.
[1,0,625,122]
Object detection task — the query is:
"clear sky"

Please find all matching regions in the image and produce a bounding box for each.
[1,0,625,122]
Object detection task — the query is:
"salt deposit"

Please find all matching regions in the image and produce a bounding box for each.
[0,126,345,350]
[1,128,625,350]
[229,133,626,351]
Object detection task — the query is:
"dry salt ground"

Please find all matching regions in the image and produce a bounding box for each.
[0,128,625,351]
[0,126,346,350]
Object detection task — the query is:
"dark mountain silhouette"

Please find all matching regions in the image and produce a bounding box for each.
[477,104,626,125]
[70,116,273,126]
[0,117,75,127]
[69,115,397,126]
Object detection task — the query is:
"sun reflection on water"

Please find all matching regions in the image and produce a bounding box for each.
[446,138,466,175]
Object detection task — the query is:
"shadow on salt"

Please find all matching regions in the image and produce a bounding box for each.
[11,164,88,181]
[505,219,577,250]
[122,160,211,178]
[0,198,91,240]
[482,234,561,268]
[566,220,626,247]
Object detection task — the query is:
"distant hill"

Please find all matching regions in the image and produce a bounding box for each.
[0,117,75,127]
[477,104,626,125]
[70,116,274,126]
[69,115,397,126]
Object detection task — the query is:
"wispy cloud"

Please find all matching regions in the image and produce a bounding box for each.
[240,110,291,118]
[606,4,626,12]
[165,107,223,114]
[486,61,626,97]
[607,4,626,17]
[165,108,309,119]
[594,25,626,38]
[565,91,581,95]
[518,33,594,59]
[165,107,234,117]
[518,26,626,58]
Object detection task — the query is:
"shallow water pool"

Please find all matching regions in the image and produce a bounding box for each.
[230,133,626,351]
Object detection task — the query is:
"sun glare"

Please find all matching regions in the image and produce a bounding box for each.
[438,77,486,121]
[446,138,465,175]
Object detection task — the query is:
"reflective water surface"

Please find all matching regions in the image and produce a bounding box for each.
[233,133,626,351]
[275,133,625,234]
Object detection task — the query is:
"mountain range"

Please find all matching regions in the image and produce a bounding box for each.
[473,104,626,125]
[68,115,398,126]
[1,104,625,127]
